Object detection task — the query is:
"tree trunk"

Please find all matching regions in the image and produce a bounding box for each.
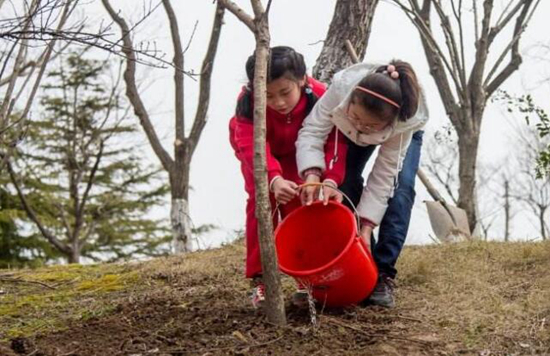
[313,0,379,83]
[504,179,510,242]
[170,162,193,253]
[252,14,286,327]
[457,126,480,234]
[68,247,80,264]
[540,207,547,240]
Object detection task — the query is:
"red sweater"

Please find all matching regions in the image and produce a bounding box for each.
[229,77,347,186]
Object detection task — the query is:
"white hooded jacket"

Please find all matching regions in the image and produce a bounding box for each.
[296,62,429,225]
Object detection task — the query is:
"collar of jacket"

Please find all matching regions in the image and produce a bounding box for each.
[266,90,308,122]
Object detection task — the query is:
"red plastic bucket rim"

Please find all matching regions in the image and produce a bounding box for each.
[274,201,359,277]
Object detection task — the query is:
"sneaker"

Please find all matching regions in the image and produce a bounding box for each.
[250,276,265,309]
[365,274,396,308]
[291,288,310,308]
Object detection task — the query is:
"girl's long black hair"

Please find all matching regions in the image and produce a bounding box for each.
[236,46,318,121]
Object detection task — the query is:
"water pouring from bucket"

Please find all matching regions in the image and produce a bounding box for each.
[274,185,378,307]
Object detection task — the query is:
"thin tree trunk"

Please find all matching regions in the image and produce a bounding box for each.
[504,179,510,242]
[457,125,480,234]
[313,0,379,83]
[170,166,193,253]
[540,207,547,240]
[252,11,286,327]
[219,0,287,326]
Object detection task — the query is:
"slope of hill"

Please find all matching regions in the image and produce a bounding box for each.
[1,240,549,355]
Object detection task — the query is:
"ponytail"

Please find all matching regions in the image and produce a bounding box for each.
[354,60,421,123]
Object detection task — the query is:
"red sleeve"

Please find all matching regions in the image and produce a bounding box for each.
[232,116,283,182]
[323,128,348,185]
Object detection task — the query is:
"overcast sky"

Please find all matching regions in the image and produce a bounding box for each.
[88,1,550,248]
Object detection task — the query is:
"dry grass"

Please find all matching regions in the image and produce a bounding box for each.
[1,239,549,355]
[397,241,550,353]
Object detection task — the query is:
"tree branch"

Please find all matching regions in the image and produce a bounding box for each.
[188,3,225,156]
[485,0,538,97]
[392,0,461,126]
[488,0,525,44]
[101,0,174,172]
[217,0,254,32]
[162,0,185,145]
[6,160,71,255]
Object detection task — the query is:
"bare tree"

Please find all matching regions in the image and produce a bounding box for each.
[391,0,541,232]
[422,131,506,240]
[0,0,77,171]
[217,0,286,326]
[0,0,165,172]
[101,0,225,253]
[511,122,550,240]
[312,0,379,83]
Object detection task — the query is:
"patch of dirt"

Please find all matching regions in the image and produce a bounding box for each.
[8,286,450,356]
[3,241,550,355]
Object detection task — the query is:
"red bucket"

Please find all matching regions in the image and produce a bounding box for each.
[275,201,378,307]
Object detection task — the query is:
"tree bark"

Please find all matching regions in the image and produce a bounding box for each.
[252,5,286,328]
[313,0,379,83]
[170,162,193,252]
[456,125,480,233]
[504,179,510,242]
[219,0,286,326]
[540,207,547,240]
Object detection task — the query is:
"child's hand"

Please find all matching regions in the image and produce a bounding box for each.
[300,174,321,205]
[272,178,299,204]
[321,180,343,205]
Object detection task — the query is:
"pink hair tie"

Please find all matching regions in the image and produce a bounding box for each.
[387,64,399,79]
[354,86,401,109]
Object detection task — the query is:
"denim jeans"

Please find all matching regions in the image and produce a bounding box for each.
[339,131,424,279]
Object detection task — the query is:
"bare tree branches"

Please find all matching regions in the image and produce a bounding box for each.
[189,4,225,156]
[390,0,540,232]
[103,0,225,253]
[101,0,174,172]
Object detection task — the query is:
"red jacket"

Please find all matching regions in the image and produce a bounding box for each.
[229,77,347,186]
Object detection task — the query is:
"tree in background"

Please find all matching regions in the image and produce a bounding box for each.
[497,92,550,240]
[6,51,171,263]
[102,0,225,253]
[421,129,511,240]
[0,186,55,268]
[1,0,170,175]
[391,0,540,232]
[313,0,379,84]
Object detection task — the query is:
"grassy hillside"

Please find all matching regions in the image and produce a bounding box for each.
[1,240,549,355]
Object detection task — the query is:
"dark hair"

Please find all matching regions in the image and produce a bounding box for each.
[236,46,317,121]
[352,60,420,123]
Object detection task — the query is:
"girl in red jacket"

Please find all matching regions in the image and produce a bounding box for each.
[229,46,346,309]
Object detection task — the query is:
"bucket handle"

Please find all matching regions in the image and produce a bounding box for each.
[272,182,362,234]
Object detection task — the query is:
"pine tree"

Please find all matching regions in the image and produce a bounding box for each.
[8,51,171,263]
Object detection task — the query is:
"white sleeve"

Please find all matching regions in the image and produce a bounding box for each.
[356,131,413,225]
[296,79,344,177]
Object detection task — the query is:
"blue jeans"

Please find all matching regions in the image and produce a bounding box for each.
[339,131,424,279]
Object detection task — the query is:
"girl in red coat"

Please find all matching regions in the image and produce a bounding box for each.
[229,46,347,309]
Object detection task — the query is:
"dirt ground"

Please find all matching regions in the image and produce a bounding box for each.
[1,241,549,356]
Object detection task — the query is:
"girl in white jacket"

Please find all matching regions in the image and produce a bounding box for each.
[296,61,428,307]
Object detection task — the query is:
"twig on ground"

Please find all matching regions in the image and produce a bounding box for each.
[323,315,434,345]
[164,336,283,353]
[0,277,56,290]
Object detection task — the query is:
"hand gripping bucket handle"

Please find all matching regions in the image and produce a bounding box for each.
[273,182,362,234]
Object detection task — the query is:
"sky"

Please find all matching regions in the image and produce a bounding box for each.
[86,0,550,248]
